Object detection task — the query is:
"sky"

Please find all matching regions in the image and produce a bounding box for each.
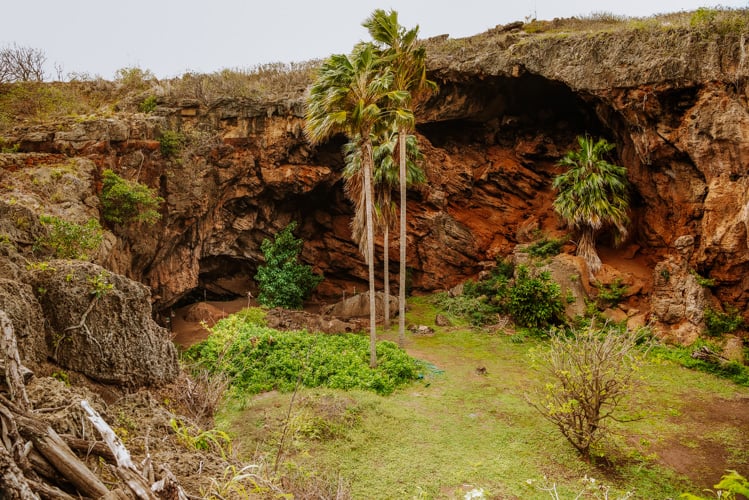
[3,0,748,80]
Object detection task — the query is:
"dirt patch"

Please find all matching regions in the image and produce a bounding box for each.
[651,395,749,487]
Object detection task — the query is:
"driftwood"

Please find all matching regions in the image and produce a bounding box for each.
[691,345,729,364]
[0,309,191,500]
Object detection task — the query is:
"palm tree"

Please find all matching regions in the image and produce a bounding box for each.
[305,43,408,367]
[364,9,436,345]
[552,136,630,276]
[343,130,426,329]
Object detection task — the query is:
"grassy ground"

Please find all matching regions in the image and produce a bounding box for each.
[217,298,749,499]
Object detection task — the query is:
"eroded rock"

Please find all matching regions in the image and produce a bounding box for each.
[29,260,178,386]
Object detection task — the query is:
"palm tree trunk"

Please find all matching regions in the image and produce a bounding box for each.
[383,223,390,329]
[577,227,602,277]
[398,129,407,346]
[362,141,378,368]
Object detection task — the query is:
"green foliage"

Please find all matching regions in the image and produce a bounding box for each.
[159,129,186,158]
[704,306,745,337]
[35,215,103,260]
[595,278,628,308]
[182,313,419,396]
[138,95,158,113]
[114,66,156,91]
[100,169,163,225]
[690,270,716,288]
[88,270,113,299]
[430,261,564,330]
[507,265,565,330]
[650,340,749,386]
[51,370,70,386]
[169,418,232,459]
[254,222,323,309]
[681,470,749,499]
[526,236,566,259]
[528,324,648,459]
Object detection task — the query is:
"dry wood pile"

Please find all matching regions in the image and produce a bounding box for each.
[0,310,190,499]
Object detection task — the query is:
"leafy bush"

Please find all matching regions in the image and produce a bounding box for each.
[430,291,499,327]
[159,130,186,157]
[595,278,628,308]
[682,470,749,499]
[183,313,419,396]
[507,265,564,329]
[528,324,648,459]
[704,306,745,337]
[100,169,163,225]
[254,222,323,309]
[526,236,566,259]
[34,215,103,259]
[138,95,158,113]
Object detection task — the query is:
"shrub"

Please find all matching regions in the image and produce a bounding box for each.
[254,222,323,309]
[100,169,163,225]
[595,278,628,308]
[507,265,564,329]
[138,95,158,113]
[682,470,749,499]
[34,215,103,259]
[183,313,419,396]
[704,306,745,337]
[526,236,566,259]
[159,130,186,158]
[528,324,648,459]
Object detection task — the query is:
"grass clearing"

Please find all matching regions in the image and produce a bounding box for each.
[216,298,749,498]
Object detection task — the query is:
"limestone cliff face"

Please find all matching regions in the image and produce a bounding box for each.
[3,24,748,327]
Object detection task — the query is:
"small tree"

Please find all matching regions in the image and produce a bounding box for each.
[528,324,648,460]
[254,222,323,309]
[0,44,46,83]
[100,169,163,225]
[553,136,629,276]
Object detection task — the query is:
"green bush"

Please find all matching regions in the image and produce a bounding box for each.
[159,130,185,157]
[183,313,419,396]
[138,95,158,113]
[526,236,566,259]
[100,169,163,225]
[507,265,564,329]
[254,222,323,309]
[704,306,745,337]
[595,278,628,308]
[34,215,103,260]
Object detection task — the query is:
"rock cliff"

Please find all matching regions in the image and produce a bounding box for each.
[2,19,748,341]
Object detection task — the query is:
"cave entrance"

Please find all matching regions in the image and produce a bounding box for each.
[172,255,256,309]
[418,73,609,150]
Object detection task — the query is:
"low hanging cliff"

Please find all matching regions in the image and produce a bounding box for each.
[2,13,748,346]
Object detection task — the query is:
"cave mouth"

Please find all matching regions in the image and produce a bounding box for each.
[171,255,256,309]
[418,73,610,149]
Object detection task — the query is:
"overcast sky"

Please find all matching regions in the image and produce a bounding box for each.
[3,0,748,79]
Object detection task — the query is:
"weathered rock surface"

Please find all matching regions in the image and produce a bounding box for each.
[1,22,748,342]
[322,291,399,320]
[28,260,178,386]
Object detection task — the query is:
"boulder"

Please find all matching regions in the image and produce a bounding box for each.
[29,260,178,386]
[322,292,398,320]
[0,279,47,367]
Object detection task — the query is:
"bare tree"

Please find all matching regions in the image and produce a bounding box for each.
[0,44,47,83]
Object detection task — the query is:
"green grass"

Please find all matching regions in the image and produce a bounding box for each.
[216,298,749,499]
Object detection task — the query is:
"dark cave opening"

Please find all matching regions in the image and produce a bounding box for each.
[418,73,610,149]
[171,255,256,310]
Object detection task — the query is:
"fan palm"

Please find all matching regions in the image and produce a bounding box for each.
[364,9,436,345]
[343,130,426,328]
[305,42,408,367]
[552,136,630,276]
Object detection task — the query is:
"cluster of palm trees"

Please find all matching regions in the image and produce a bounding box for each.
[305,9,435,367]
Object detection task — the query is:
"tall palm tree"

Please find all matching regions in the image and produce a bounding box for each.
[364,9,436,345]
[343,130,426,329]
[552,136,630,276]
[305,43,408,367]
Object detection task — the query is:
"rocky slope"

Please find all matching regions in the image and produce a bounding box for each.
[1,17,748,358]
